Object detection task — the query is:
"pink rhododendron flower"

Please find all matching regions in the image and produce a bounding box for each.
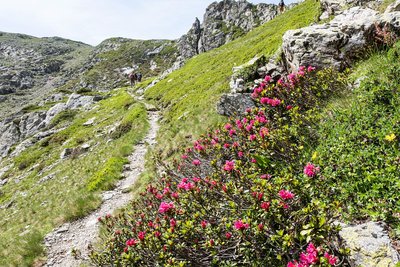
[300,251,318,265]
[324,252,338,265]
[258,223,264,231]
[260,97,269,105]
[192,159,201,166]
[251,158,257,163]
[223,160,235,172]
[229,129,236,136]
[171,192,179,199]
[256,115,268,124]
[201,220,208,229]
[224,143,230,149]
[192,177,201,182]
[307,66,316,72]
[250,134,257,141]
[306,243,317,254]
[260,174,271,179]
[238,151,244,158]
[232,141,239,148]
[170,218,177,228]
[298,70,305,77]
[236,119,243,129]
[286,105,293,110]
[225,232,232,239]
[158,202,175,213]
[178,178,195,191]
[224,123,232,130]
[261,201,270,211]
[234,219,249,231]
[299,66,306,72]
[279,190,295,200]
[154,231,161,238]
[264,75,271,83]
[303,163,319,177]
[138,231,146,241]
[126,238,138,247]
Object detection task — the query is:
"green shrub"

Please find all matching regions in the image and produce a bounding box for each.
[311,43,400,227]
[90,68,350,266]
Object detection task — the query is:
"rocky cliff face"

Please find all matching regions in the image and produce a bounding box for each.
[178,0,279,59]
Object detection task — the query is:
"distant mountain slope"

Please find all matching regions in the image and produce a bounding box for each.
[0,32,93,117]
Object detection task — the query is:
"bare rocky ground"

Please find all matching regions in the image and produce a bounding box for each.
[43,107,160,267]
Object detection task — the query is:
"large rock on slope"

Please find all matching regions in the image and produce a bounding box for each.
[320,0,383,19]
[339,222,399,267]
[178,0,279,59]
[282,7,400,71]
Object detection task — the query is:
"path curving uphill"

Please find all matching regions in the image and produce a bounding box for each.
[44,106,160,267]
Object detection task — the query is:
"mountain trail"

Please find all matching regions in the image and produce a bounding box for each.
[43,97,160,267]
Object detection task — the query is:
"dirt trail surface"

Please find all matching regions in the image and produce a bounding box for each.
[44,108,160,267]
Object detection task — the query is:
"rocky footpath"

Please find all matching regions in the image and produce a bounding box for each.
[44,106,160,267]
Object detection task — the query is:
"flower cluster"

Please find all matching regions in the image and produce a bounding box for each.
[287,242,338,267]
[91,67,349,266]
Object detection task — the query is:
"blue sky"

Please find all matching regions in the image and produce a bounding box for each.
[0,0,297,46]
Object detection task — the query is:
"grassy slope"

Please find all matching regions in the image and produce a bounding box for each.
[144,0,320,160]
[310,44,400,237]
[0,90,148,266]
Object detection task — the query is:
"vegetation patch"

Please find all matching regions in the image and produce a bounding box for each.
[0,90,148,266]
[91,67,351,266]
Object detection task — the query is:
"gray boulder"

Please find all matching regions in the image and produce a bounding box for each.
[217,93,255,117]
[282,7,400,71]
[340,222,399,267]
[0,122,20,157]
[19,111,47,139]
[320,0,383,19]
[65,93,94,110]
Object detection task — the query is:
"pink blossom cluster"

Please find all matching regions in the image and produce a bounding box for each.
[287,243,337,267]
[303,163,319,177]
[158,201,175,213]
[234,219,250,231]
[178,178,195,191]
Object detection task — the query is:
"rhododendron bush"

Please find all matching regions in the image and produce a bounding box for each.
[90,68,350,266]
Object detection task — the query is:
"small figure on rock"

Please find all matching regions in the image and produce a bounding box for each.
[279,0,285,13]
[129,71,137,87]
[136,72,142,83]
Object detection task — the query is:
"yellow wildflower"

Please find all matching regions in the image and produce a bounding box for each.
[385,133,396,142]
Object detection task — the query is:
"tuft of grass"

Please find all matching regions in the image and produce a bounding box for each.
[87,157,128,191]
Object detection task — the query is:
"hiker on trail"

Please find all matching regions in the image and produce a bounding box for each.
[279,0,285,13]
[136,72,142,83]
[129,72,137,86]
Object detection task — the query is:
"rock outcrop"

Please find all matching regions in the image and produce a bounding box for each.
[320,0,384,19]
[282,7,400,71]
[339,222,399,267]
[178,0,279,59]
